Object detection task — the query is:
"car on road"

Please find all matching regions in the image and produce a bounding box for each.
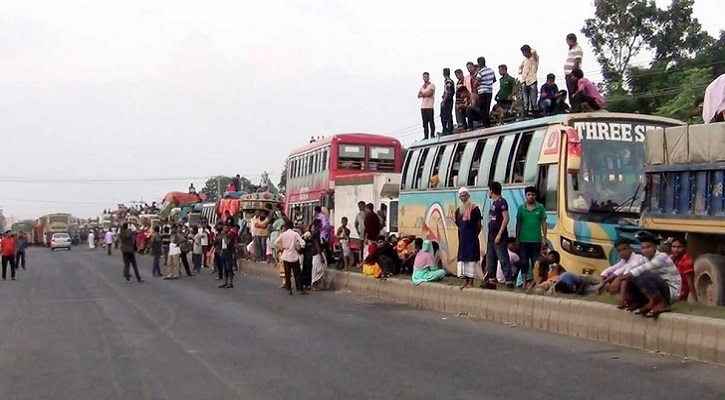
[50,232,72,251]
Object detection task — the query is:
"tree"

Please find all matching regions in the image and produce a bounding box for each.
[201,176,233,198]
[655,68,711,122]
[278,165,287,194]
[581,0,659,83]
[650,0,715,65]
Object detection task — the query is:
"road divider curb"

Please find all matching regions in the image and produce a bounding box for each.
[244,262,725,365]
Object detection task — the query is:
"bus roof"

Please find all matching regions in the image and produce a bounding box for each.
[407,112,685,149]
[288,133,401,156]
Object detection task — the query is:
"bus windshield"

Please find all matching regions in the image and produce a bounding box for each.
[567,138,644,216]
[49,215,69,224]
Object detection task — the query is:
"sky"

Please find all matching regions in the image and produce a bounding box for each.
[0,0,721,220]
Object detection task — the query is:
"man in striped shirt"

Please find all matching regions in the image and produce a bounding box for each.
[615,233,681,318]
[475,56,496,128]
[564,33,583,104]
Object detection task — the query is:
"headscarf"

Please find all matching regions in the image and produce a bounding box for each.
[458,186,475,221]
[703,73,725,123]
[413,240,436,269]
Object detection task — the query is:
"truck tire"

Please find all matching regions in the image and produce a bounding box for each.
[693,254,725,307]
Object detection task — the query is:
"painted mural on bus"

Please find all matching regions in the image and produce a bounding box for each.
[398,112,683,277]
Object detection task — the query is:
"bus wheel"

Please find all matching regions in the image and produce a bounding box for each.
[693,254,725,307]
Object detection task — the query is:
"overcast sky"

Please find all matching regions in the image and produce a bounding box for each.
[0,0,721,220]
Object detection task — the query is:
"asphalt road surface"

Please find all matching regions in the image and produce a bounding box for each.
[0,247,724,400]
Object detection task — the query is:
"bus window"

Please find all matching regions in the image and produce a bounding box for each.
[437,145,455,187]
[447,142,467,188]
[322,148,328,171]
[523,129,546,182]
[493,134,516,184]
[389,200,399,233]
[421,146,441,188]
[509,132,534,183]
[338,144,365,170]
[487,138,504,185]
[413,147,431,189]
[429,146,445,188]
[402,149,420,190]
[537,164,559,211]
[477,137,498,186]
[467,140,487,187]
[369,146,396,172]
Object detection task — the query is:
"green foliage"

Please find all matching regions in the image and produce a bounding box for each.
[278,165,287,194]
[581,0,721,121]
[201,176,233,198]
[655,68,711,122]
[201,175,254,197]
[582,0,659,81]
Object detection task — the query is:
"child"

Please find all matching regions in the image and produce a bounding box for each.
[336,217,352,270]
[533,250,566,294]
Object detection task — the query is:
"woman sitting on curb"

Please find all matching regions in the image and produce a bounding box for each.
[412,239,446,285]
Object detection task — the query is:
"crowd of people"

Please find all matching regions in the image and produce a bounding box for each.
[418,33,604,138]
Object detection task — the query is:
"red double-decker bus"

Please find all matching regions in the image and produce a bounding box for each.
[285,133,403,225]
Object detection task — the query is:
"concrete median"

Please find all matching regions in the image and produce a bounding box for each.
[243,262,725,365]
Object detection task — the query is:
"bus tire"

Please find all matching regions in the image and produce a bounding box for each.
[693,254,725,307]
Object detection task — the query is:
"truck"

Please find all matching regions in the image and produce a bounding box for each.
[326,172,400,257]
[34,214,72,246]
[642,122,725,307]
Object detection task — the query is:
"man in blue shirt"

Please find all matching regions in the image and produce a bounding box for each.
[15,232,28,270]
[485,182,514,289]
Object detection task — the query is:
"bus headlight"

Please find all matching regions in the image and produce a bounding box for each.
[560,236,606,259]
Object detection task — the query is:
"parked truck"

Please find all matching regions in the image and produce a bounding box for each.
[325,172,400,258]
[642,122,725,306]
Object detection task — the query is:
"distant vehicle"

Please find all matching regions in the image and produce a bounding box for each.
[50,232,72,251]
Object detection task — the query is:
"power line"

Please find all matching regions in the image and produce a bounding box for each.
[0,172,273,185]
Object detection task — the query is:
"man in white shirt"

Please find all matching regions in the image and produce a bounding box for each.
[200,225,210,268]
[610,234,681,317]
[596,240,644,296]
[564,33,583,104]
[104,229,115,256]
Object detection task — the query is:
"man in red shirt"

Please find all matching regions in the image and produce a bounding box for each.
[670,237,697,302]
[2,231,18,280]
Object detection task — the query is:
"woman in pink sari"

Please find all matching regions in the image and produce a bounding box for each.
[412,240,446,285]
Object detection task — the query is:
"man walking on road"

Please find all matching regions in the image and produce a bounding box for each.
[104,229,114,255]
[15,232,28,271]
[2,231,17,280]
[119,223,143,282]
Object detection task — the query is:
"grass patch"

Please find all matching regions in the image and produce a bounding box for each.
[339,266,725,320]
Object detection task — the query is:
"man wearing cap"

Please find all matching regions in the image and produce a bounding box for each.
[454,187,482,290]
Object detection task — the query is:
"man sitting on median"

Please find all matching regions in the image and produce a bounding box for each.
[607,233,681,318]
[596,240,645,304]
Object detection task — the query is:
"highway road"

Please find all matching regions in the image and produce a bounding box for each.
[0,247,723,399]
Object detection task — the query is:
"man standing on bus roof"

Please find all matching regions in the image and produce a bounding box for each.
[475,57,496,128]
[485,182,514,289]
[418,72,436,139]
[495,64,518,113]
[516,186,547,288]
[519,45,539,116]
[440,68,455,136]
[564,33,583,105]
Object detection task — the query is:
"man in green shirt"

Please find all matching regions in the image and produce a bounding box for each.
[495,64,519,112]
[516,186,547,286]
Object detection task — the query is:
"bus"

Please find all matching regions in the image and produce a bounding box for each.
[398,112,683,277]
[285,133,403,226]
